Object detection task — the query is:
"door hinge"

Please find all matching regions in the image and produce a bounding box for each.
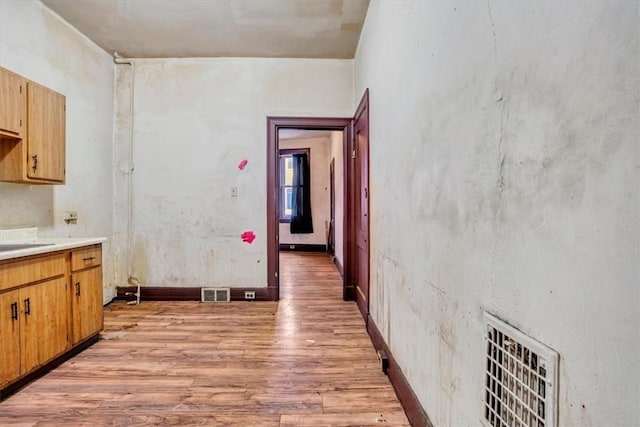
[19,119,22,127]
[19,85,22,94]
[352,150,356,159]
[275,272,278,278]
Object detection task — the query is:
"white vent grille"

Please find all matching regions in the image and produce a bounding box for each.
[201,287,230,302]
[482,313,559,427]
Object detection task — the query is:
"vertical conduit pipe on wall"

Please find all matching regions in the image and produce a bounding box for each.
[113,52,140,305]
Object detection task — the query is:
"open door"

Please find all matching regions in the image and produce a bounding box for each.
[329,159,336,257]
[352,90,370,321]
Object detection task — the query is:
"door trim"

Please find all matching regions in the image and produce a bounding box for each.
[329,158,336,256]
[350,89,370,320]
[266,117,352,301]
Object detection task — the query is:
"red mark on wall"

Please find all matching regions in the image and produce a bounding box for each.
[241,231,256,244]
[238,159,248,170]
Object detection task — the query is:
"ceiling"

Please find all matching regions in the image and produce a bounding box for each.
[40,0,370,59]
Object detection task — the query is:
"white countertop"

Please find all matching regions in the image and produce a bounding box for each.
[0,237,107,261]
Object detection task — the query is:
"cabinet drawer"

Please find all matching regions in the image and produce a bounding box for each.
[0,253,65,292]
[71,246,101,272]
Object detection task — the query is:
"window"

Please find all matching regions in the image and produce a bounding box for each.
[279,148,309,223]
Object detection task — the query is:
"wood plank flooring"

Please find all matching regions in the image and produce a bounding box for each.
[0,252,409,426]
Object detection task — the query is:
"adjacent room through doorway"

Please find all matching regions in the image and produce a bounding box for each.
[276,129,345,301]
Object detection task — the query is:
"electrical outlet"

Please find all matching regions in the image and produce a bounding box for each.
[64,211,78,222]
[231,187,238,197]
[244,291,255,300]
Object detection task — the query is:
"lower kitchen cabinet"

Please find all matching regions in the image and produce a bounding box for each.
[0,277,68,386]
[27,277,69,370]
[0,290,21,387]
[0,244,103,398]
[71,265,103,344]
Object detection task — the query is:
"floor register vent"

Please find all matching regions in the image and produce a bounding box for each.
[483,313,559,427]
[201,287,230,302]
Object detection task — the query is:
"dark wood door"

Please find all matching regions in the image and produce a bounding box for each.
[353,91,370,320]
[329,159,336,256]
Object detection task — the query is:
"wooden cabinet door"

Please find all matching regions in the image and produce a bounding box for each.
[20,277,68,373]
[19,283,43,374]
[26,81,65,182]
[71,267,103,344]
[0,290,21,386]
[0,68,26,139]
[38,276,69,363]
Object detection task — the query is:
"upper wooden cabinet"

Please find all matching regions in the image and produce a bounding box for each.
[26,82,66,182]
[0,68,26,139]
[0,67,66,184]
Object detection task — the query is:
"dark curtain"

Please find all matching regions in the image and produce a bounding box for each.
[290,153,313,234]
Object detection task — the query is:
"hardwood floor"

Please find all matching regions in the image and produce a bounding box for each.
[0,252,409,426]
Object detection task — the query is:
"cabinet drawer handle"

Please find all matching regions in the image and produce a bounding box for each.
[83,256,96,262]
[75,282,81,296]
[11,302,18,320]
[24,298,30,316]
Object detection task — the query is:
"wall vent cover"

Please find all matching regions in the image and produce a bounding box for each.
[201,287,230,302]
[482,313,559,427]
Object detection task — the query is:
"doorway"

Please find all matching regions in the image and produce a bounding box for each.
[267,118,351,301]
[266,90,370,314]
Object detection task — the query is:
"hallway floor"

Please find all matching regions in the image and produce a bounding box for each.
[0,252,409,426]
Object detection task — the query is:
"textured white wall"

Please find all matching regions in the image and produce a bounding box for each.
[355,1,639,425]
[0,0,116,302]
[279,137,330,246]
[330,131,344,267]
[114,58,352,288]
